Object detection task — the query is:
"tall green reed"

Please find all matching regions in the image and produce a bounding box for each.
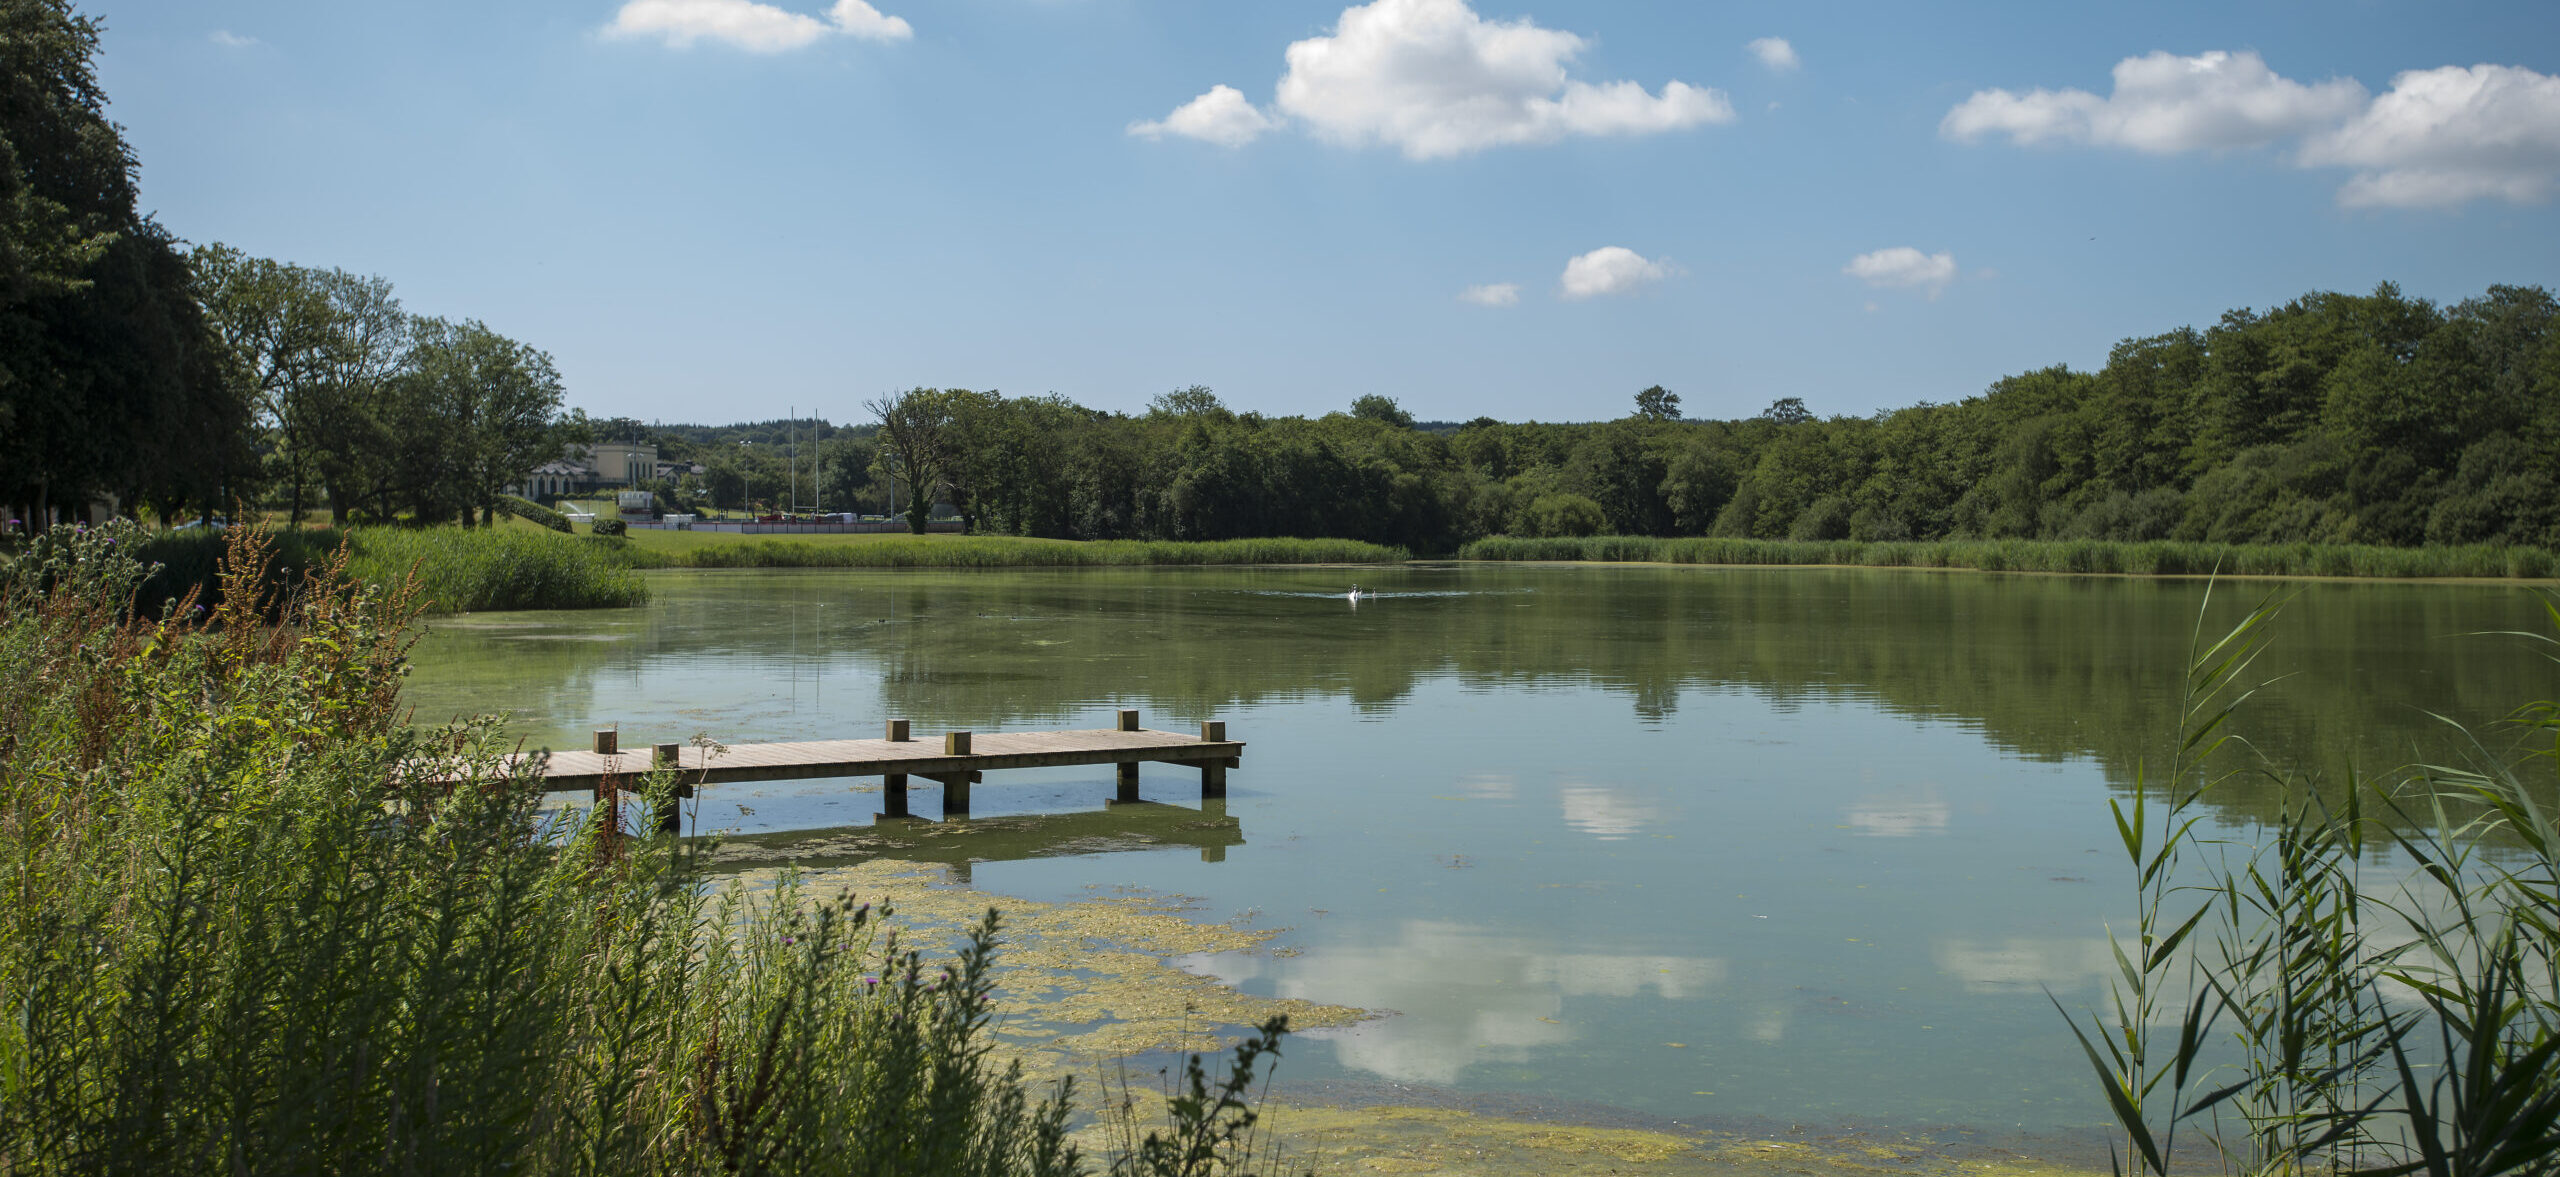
[2065,586,2560,1177]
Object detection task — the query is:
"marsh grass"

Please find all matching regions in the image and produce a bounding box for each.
[134,523,647,615]
[0,523,1300,1174]
[617,533,1404,569]
[1458,536,2560,580]
[2065,586,2560,1176]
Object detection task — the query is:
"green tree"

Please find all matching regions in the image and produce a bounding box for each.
[1759,396,1811,425]
[1149,384,1226,418]
[868,387,953,533]
[390,318,568,524]
[1350,394,1415,429]
[1633,385,1680,421]
[0,0,226,528]
[192,246,338,521]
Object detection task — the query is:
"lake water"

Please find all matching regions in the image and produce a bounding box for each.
[401,564,2553,1144]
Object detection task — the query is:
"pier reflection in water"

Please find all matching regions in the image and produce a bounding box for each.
[702,796,1244,884]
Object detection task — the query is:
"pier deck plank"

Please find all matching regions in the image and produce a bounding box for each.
[447,728,1245,793]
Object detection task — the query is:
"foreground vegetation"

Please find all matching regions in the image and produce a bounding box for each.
[0,524,1299,1174]
[2069,589,2560,1176]
[1460,535,2560,579]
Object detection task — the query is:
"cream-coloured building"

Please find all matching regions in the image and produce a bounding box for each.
[515,441,659,500]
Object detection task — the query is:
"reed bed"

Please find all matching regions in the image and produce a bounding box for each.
[0,524,1294,1175]
[2064,586,2560,1176]
[135,524,647,615]
[1457,534,2560,579]
[622,533,1406,569]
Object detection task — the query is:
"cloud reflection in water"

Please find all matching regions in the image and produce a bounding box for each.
[1202,920,1721,1086]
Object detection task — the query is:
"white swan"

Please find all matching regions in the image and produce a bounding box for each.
[1347,583,1362,601]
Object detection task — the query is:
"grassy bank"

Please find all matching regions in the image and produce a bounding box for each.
[135,523,647,614]
[616,529,1406,568]
[1457,534,2560,579]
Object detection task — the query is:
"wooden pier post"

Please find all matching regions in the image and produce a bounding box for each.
[593,729,618,755]
[1118,709,1139,732]
[1199,721,1228,798]
[886,719,910,742]
[882,773,909,818]
[1116,761,1141,804]
[945,731,972,755]
[932,771,979,817]
[653,743,684,835]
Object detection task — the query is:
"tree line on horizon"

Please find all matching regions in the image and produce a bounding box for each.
[807,281,2555,553]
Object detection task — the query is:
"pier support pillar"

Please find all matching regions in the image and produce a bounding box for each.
[1199,762,1227,799]
[882,773,909,818]
[931,772,978,818]
[1116,761,1141,804]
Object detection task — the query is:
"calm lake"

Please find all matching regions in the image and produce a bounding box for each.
[401,564,2553,1143]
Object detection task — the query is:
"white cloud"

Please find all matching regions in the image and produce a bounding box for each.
[208,29,259,48]
[1457,282,1520,307]
[604,0,908,53]
[1844,247,1958,299]
[825,0,911,41]
[1202,0,1731,160]
[1127,85,1276,148]
[1747,37,1798,72]
[2300,64,2560,208]
[1941,50,2363,153]
[1558,247,1673,300]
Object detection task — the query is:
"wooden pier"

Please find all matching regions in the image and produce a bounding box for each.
[495,710,1241,820]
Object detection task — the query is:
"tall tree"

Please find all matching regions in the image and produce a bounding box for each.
[192,245,336,521]
[410,318,566,525]
[306,268,407,523]
[0,0,225,528]
[866,388,952,533]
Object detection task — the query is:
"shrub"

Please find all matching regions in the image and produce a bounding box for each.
[498,493,572,532]
[592,517,628,537]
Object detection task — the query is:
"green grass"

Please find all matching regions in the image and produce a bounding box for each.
[135,523,648,615]
[615,529,1407,568]
[1456,534,2560,579]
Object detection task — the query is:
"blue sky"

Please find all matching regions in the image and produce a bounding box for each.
[102,0,2560,424]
